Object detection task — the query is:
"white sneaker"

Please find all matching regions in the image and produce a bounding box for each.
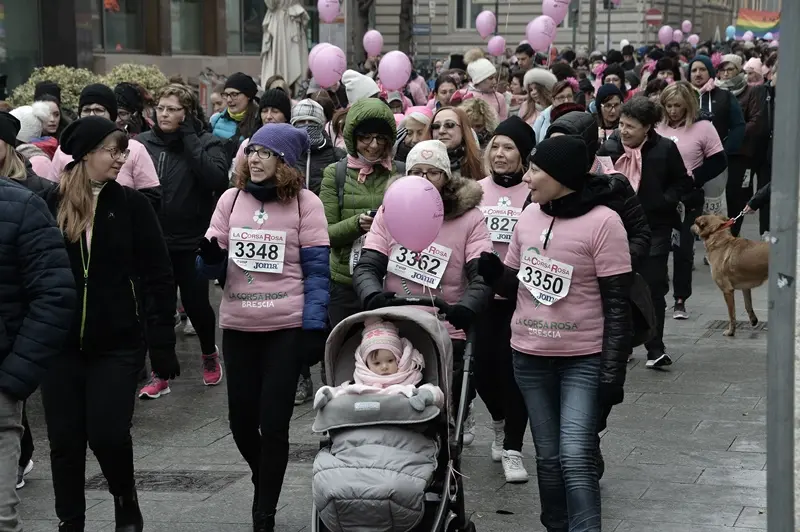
[502,450,529,483]
[491,420,505,462]
[183,318,197,336]
[462,403,475,446]
[762,231,771,242]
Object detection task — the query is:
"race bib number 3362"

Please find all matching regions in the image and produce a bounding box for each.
[517,249,573,306]
[230,228,286,274]
[388,242,452,289]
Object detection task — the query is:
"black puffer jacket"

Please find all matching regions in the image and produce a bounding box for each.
[137,117,229,252]
[295,135,346,195]
[0,180,75,400]
[598,131,693,255]
[10,159,59,210]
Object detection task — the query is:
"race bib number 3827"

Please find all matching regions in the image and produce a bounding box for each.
[517,249,573,306]
[388,242,452,289]
[230,228,287,274]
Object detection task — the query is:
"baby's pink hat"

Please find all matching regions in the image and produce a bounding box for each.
[361,317,403,360]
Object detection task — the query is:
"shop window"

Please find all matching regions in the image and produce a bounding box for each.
[0,0,42,90]
[226,0,267,54]
[97,0,144,52]
[171,0,204,54]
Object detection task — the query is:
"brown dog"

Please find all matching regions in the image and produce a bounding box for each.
[691,215,769,337]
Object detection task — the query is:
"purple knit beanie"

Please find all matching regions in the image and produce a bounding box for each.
[249,123,310,167]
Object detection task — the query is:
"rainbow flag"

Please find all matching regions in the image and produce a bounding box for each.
[736,9,780,38]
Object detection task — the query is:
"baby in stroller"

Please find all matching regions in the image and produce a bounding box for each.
[313,317,445,412]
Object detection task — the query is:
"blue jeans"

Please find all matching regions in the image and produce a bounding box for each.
[513,352,602,532]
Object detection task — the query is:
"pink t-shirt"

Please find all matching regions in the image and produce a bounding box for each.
[46,139,160,190]
[206,187,330,332]
[364,205,492,340]
[504,203,631,356]
[456,88,509,121]
[30,155,53,178]
[655,120,723,173]
[477,176,530,261]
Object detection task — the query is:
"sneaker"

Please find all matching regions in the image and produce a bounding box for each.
[491,420,505,462]
[462,404,475,446]
[16,460,32,489]
[202,348,223,386]
[139,373,171,399]
[294,376,313,405]
[645,352,673,369]
[501,450,529,483]
[673,300,689,320]
[183,318,197,336]
[762,231,771,242]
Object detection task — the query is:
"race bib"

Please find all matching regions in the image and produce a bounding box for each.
[350,235,366,274]
[671,228,681,248]
[742,169,751,188]
[230,228,286,274]
[481,206,521,243]
[517,249,573,306]
[388,243,452,289]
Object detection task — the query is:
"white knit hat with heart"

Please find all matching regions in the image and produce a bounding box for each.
[467,58,497,85]
[406,139,452,181]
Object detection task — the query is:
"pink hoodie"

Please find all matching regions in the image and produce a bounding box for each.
[46,139,160,190]
[454,88,509,121]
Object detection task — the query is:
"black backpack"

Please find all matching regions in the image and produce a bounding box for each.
[334,158,405,210]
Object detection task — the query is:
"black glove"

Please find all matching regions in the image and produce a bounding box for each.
[477,251,505,284]
[198,237,226,265]
[178,116,198,137]
[150,348,181,380]
[304,329,329,366]
[445,304,475,331]
[365,291,396,311]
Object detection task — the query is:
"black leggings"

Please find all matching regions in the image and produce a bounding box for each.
[726,155,754,237]
[170,249,218,355]
[472,299,528,451]
[19,404,33,467]
[223,327,303,515]
[672,204,703,302]
[41,347,144,523]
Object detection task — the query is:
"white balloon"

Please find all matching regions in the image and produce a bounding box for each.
[620,39,630,48]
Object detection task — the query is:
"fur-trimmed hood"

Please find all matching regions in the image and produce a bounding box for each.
[387,174,483,221]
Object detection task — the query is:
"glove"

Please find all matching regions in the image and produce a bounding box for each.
[409,388,435,412]
[178,116,198,137]
[150,348,181,380]
[477,251,505,284]
[313,387,334,410]
[304,329,329,366]
[364,291,396,311]
[445,304,475,331]
[198,237,226,266]
[598,382,625,407]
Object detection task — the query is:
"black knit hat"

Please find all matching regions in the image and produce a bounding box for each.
[225,72,259,100]
[602,64,626,84]
[34,81,61,105]
[60,116,120,170]
[529,136,588,192]
[259,88,292,122]
[115,82,144,114]
[494,115,536,159]
[79,83,118,121]
[0,112,21,147]
[596,83,623,106]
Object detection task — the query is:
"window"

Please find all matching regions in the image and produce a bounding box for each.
[94,0,144,52]
[0,0,42,90]
[226,0,267,54]
[171,0,204,53]
[455,0,481,30]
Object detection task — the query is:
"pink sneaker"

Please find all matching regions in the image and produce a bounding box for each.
[139,373,171,399]
[202,348,223,386]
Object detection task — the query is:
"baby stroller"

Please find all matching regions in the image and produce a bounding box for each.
[310,296,477,532]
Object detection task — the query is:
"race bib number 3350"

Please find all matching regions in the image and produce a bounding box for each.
[388,243,452,289]
[517,249,573,306]
[230,228,286,274]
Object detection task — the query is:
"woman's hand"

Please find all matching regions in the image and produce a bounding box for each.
[743,204,754,214]
[358,214,374,232]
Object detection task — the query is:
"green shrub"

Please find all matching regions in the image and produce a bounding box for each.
[101,64,169,97]
[9,66,100,111]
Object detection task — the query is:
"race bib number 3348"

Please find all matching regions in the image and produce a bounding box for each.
[230,228,286,274]
[517,249,573,306]
[388,243,452,289]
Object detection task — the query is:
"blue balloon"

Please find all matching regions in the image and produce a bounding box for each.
[726,25,736,39]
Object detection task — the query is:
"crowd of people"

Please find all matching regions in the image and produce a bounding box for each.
[0,32,778,532]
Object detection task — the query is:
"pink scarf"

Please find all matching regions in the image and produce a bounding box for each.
[353,339,424,388]
[614,144,643,192]
[696,77,716,95]
[347,154,393,184]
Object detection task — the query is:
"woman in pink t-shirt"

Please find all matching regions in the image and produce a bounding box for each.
[656,82,727,321]
[352,139,493,444]
[474,117,535,483]
[196,123,330,531]
[478,136,632,531]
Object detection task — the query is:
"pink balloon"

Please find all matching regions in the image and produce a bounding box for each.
[672,29,683,42]
[526,15,557,52]
[363,30,383,57]
[542,0,570,26]
[475,11,496,39]
[658,25,674,45]
[310,45,346,88]
[487,35,506,56]
[378,51,412,91]
[308,43,332,71]
[681,20,692,33]
[317,0,340,24]
[687,34,700,46]
[383,176,444,253]
[770,39,779,48]
[743,31,754,42]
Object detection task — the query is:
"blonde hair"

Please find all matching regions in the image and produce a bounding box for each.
[0,146,27,180]
[459,97,499,133]
[660,81,699,128]
[464,48,485,65]
[482,136,522,176]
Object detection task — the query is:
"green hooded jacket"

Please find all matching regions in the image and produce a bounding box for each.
[320,98,400,285]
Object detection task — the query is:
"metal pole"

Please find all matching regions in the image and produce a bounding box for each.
[571,2,578,51]
[588,0,597,51]
[767,0,800,528]
[663,0,670,27]
[606,5,611,51]
[428,3,433,68]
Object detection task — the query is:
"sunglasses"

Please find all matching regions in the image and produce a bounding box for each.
[431,121,460,131]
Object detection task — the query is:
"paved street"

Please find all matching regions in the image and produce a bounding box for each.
[20,219,768,531]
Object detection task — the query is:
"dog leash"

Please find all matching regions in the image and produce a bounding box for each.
[714,211,745,233]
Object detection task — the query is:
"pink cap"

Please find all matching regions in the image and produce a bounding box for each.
[404,105,433,126]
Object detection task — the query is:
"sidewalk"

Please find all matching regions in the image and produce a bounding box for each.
[19,220,768,531]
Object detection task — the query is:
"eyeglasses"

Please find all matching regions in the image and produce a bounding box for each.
[553,94,573,105]
[155,105,185,115]
[601,102,621,111]
[431,121,460,131]
[244,146,275,160]
[222,91,243,100]
[100,146,130,161]
[80,107,108,117]
[356,134,389,146]
[719,67,738,74]
[409,169,446,181]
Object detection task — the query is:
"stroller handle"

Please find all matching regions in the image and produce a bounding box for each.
[383,295,451,314]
